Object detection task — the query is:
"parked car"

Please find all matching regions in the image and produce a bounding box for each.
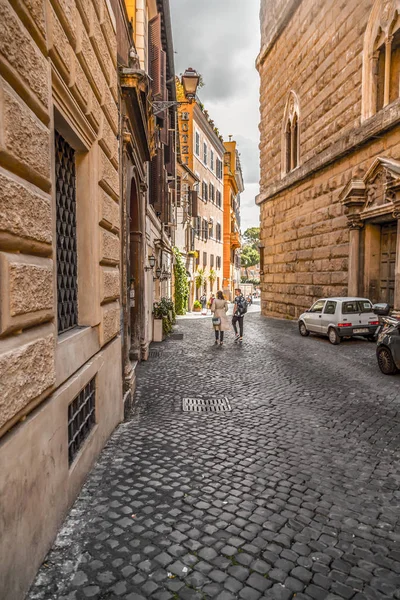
[298,297,380,344]
[373,304,400,374]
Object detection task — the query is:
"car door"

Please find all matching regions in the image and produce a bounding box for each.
[320,300,337,335]
[305,300,326,332]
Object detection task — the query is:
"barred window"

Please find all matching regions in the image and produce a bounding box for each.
[68,377,96,465]
[55,131,78,334]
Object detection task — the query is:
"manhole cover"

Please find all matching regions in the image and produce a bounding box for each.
[171,333,184,340]
[182,397,232,412]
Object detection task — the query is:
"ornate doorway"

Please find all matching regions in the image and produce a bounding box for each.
[380,222,397,304]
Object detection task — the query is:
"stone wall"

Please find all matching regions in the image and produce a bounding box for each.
[0,0,123,596]
[258,0,400,318]
[0,0,120,433]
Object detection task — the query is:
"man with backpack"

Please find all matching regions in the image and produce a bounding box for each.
[232,288,247,343]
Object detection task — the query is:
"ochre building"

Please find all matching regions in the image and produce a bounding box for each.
[257,0,400,318]
[177,93,226,299]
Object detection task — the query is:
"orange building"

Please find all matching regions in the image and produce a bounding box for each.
[223,141,244,300]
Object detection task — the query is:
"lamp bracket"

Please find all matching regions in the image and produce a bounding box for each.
[152,100,190,116]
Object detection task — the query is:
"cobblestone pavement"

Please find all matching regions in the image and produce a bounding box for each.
[28,314,400,600]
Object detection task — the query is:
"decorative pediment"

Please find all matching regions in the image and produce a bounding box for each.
[341,157,400,224]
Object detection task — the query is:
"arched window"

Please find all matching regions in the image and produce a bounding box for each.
[362,0,400,120]
[281,91,300,176]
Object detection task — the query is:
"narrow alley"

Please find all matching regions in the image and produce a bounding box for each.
[28,313,400,600]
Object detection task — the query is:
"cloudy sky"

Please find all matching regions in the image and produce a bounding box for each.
[170,0,260,232]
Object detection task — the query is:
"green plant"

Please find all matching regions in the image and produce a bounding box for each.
[195,268,206,290]
[208,268,217,290]
[173,248,189,315]
[162,316,172,336]
[193,300,202,309]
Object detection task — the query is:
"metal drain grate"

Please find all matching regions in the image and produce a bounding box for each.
[171,333,184,340]
[149,349,162,358]
[182,397,232,412]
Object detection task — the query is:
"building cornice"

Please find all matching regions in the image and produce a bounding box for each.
[193,105,226,155]
[256,99,400,205]
[256,0,302,70]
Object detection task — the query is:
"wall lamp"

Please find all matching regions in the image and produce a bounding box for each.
[145,254,156,271]
[152,68,200,116]
[154,266,162,280]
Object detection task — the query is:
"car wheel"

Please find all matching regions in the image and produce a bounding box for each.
[299,321,309,337]
[377,346,399,375]
[328,327,341,345]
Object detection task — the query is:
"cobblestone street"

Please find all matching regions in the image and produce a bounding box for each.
[29,313,400,600]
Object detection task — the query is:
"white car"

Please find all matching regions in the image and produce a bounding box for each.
[298,297,380,345]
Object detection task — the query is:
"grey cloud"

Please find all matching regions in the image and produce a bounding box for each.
[171,0,259,102]
[235,134,260,186]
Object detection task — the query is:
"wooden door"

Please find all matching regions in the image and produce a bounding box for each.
[380,223,397,305]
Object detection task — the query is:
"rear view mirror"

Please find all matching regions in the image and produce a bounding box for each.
[373,303,391,316]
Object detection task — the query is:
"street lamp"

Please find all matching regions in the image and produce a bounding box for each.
[145,254,156,271]
[152,68,200,116]
[181,68,200,101]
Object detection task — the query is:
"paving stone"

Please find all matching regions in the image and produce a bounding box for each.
[247,572,271,592]
[227,565,250,582]
[239,586,262,600]
[224,576,244,593]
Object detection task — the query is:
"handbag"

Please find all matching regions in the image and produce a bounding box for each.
[212,317,221,326]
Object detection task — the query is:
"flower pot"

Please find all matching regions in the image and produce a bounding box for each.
[153,318,164,342]
[193,307,201,312]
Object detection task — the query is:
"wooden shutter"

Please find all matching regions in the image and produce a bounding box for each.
[149,16,162,97]
[150,150,163,214]
[190,190,199,217]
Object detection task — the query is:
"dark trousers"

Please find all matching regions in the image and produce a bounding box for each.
[215,330,224,342]
[232,315,244,337]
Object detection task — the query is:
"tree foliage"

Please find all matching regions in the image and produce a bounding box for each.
[173,247,189,315]
[195,268,206,289]
[243,227,260,250]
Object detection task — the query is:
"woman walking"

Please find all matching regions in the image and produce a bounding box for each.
[211,291,229,345]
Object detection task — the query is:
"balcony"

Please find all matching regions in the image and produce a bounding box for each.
[230,231,241,249]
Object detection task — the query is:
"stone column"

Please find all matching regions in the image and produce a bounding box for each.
[393,204,400,311]
[384,36,393,107]
[348,219,363,297]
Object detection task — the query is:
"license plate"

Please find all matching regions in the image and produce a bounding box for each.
[353,328,369,334]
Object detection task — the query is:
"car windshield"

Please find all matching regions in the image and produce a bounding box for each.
[342,300,372,314]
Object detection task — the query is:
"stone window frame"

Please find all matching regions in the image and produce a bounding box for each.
[362,0,400,120]
[281,90,300,177]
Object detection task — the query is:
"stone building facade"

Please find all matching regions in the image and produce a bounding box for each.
[177,97,226,300]
[118,0,176,398]
[257,0,400,318]
[223,140,243,300]
[0,0,123,597]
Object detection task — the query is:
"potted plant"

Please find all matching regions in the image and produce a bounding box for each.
[193,300,202,312]
[153,302,165,342]
[195,268,206,291]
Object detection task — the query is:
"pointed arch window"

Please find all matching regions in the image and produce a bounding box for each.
[282,91,300,176]
[362,1,400,120]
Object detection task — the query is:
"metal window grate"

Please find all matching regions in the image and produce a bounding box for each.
[55,131,78,334]
[182,397,232,412]
[68,378,96,465]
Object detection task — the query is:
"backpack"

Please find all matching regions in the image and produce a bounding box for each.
[237,296,247,315]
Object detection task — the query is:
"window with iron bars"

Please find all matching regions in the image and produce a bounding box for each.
[68,377,96,465]
[55,131,78,334]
